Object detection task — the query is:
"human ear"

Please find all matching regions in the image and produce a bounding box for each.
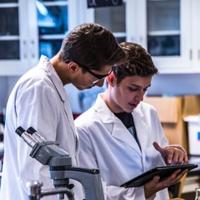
[68,61,79,72]
[106,72,116,86]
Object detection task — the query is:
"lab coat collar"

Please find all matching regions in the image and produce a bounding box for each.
[93,93,116,123]
[94,94,147,154]
[94,93,146,124]
[39,55,66,102]
[132,104,150,152]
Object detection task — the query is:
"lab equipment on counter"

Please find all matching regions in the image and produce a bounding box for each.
[15,126,105,200]
[0,112,4,142]
[195,188,200,200]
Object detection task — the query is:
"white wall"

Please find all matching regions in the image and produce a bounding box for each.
[1,74,200,113]
[148,74,200,96]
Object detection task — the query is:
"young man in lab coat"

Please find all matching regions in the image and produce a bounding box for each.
[75,42,188,200]
[0,23,126,200]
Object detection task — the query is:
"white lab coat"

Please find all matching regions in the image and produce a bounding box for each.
[75,94,170,200]
[0,56,82,200]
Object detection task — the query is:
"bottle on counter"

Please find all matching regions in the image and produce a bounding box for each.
[0,112,4,142]
[195,188,200,200]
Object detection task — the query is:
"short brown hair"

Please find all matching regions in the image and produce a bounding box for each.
[113,42,158,83]
[59,23,126,70]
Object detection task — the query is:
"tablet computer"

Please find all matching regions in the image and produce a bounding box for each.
[120,163,198,188]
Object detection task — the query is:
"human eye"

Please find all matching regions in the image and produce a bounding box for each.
[128,86,139,92]
[143,88,147,92]
[143,86,150,93]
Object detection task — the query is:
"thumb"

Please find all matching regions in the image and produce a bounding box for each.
[153,142,165,154]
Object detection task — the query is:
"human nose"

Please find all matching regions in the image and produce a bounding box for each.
[135,90,145,101]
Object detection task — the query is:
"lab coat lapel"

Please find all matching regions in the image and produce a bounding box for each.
[112,118,141,155]
[95,94,141,155]
[41,56,77,139]
[133,103,150,152]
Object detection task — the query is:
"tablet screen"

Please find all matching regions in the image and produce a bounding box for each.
[121,163,198,187]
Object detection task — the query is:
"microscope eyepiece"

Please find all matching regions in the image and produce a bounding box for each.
[15,126,25,136]
[27,127,37,135]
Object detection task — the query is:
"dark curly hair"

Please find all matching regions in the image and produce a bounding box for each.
[59,23,126,70]
[113,42,158,83]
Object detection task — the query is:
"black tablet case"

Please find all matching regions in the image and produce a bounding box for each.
[121,163,198,187]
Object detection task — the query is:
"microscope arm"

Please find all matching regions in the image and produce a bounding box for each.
[50,167,104,200]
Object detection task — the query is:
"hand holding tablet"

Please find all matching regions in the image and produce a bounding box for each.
[121,163,198,187]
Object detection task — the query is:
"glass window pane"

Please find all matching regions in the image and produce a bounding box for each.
[39,0,65,2]
[147,0,180,31]
[79,86,106,112]
[0,0,18,2]
[37,4,68,35]
[116,37,125,43]
[148,35,180,56]
[0,40,19,59]
[39,39,62,58]
[0,8,19,36]
[147,0,180,56]
[94,3,125,33]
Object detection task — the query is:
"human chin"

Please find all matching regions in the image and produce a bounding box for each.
[127,103,137,111]
[74,84,85,90]
[79,84,93,90]
[118,105,132,113]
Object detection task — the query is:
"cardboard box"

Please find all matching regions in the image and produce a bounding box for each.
[144,96,200,152]
[182,95,200,117]
[143,96,187,149]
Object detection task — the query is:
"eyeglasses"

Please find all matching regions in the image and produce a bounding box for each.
[75,61,112,80]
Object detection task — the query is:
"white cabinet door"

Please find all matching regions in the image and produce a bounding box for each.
[36,0,71,59]
[191,0,200,70]
[0,0,38,75]
[128,0,194,73]
[33,0,77,63]
[78,0,126,43]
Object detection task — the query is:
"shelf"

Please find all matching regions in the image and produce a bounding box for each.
[148,30,180,36]
[0,3,18,8]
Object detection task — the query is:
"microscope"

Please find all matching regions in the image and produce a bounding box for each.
[15,126,105,200]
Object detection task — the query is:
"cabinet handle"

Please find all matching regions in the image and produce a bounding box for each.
[23,40,27,59]
[31,40,35,58]
[131,36,134,42]
[189,49,193,60]
[139,36,143,43]
[198,50,200,60]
